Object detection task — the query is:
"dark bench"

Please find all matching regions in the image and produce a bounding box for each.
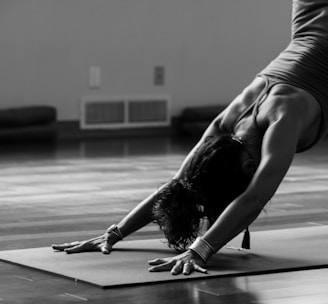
[0,106,57,141]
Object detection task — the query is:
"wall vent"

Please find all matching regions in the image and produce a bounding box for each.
[80,95,171,129]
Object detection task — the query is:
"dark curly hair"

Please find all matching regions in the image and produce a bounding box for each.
[152,134,254,251]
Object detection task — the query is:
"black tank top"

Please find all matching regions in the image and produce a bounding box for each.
[259,0,328,148]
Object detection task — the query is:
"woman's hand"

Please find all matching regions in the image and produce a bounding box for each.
[148,249,208,275]
[52,233,112,254]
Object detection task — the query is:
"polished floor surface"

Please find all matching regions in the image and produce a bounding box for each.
[0,135,328,303]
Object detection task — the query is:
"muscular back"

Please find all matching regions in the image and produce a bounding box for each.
[216,76,322,154]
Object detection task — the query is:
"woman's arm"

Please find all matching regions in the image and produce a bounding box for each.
[202,110,301,253]
[52,183,167,253]
[52,113,226,254]
[116,185,166,237]
[149,106,303,274]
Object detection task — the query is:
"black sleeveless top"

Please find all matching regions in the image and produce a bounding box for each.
[259,0,328,148]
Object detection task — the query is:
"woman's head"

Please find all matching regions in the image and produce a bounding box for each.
[152,134,256,251]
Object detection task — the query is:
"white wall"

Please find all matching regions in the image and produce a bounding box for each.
[0,0,291,120]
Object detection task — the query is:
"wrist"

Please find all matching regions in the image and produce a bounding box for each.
[189,237,215,263]
[106,224,124,245]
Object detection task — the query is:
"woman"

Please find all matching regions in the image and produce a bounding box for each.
[53,0,328,275]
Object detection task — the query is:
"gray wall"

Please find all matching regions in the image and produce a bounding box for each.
[0,0,291,120]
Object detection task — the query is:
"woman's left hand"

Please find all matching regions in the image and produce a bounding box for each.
[148,249,208,275]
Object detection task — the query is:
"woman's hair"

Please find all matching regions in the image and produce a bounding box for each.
[152,134,254,251]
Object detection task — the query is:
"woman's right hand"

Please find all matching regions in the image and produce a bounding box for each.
[52,233,113,254]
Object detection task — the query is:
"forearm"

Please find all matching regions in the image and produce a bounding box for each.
[203,194,265,254]
[117,183,168,237]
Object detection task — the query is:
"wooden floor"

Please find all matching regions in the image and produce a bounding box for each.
[0,135,328,303]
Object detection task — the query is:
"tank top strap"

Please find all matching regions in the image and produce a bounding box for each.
[252,75,286,129]
[233,75,285,132]
[233,76,270,130]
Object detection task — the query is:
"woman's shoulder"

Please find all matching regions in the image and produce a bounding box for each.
[257,83,322,150]
[259,83,320,120]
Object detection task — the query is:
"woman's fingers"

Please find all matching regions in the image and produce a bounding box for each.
[64,241,99,254]
[54,241,110,254]
[148,256,208,275]
[100,243,111,254]
[193,263,208,274]
[180,261,207,275]
[64,244,85,254]
[148,260,175,272]
[52,234,109,254]
[148,258,169,265]
[52,235,104,251]
[182,261,193,275]
[170,260,183,275]
[52,241,80,251]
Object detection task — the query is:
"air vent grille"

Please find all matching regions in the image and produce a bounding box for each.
[129,100,168,123]
[80,95,170,129]
[85,101,125,124]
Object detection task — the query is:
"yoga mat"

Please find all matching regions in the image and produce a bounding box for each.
[0,226,328,288]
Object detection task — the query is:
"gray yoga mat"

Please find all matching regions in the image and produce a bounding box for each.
[0,226,328,288]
